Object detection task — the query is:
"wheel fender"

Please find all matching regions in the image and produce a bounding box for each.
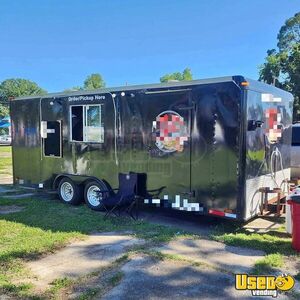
[53,174,109,191]
[53,174,73,190]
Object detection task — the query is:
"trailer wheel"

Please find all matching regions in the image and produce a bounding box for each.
[84,181,109,211]
[58,178,82,205]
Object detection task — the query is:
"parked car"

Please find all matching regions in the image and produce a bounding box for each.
[291,124,300,177]
[0,135,12,145]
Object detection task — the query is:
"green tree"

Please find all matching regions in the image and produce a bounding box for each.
[182,68,193,81]
[259,12,300,121]
[63,86,83,93]
[0,103,9,118]
[281,44,300,117]
[277,12,300,51]
[0,78,46,117]
[83,73,105,90]
[160,68,193,83]
[0,78,46,101]
[258,49,283,86]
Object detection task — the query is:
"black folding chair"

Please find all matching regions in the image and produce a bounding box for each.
[130,172,166,200]
[101,173,140,220]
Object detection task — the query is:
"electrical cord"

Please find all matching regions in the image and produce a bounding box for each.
[107,92,119,166]
[270,146,288,194]
[254,133,288,194]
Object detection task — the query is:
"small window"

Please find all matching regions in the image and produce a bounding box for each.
[70,105,104,143]
[44,121,62,157]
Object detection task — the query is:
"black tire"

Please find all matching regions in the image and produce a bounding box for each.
[84,180,109,211]
[58,177,82,205]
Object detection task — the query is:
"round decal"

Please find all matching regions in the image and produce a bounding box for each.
[152,111,189,153]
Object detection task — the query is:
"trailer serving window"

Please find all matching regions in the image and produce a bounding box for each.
[70,105,104,143]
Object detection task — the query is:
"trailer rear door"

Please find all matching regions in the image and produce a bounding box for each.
[191,82,241,215]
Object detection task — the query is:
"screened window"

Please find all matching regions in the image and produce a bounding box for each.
[70,105,104,143]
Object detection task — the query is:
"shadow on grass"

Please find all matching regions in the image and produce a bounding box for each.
[0,196,187,265]
[0,195,189,299]
[0,194,296,299]
[0,195,295,256]
[211,221,294,256]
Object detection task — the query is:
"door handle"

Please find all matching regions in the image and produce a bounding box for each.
[176,106,194,111]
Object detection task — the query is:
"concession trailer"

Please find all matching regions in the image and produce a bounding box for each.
[10,76,293,221]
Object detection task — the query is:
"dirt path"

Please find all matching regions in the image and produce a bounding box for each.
[25,233,144,292]
[21,233,270,299]
[155,237,264,274]
[1,188,295,299]
[0,175,13,185]
[100,238,269,300]
[101,255,258,300]
[0,205,24,214]
[0,152,11,158]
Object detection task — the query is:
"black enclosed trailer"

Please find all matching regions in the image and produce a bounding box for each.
[10,76,293,221]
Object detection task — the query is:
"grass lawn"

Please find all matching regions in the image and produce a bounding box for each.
[0,194,298,298]
[210,221,299,275]
[0,146,298,297]
[0,146,12,176]
[0,146,12,153]
[0,195,298,298]
[211,226,293,255]
[0,196,185,299]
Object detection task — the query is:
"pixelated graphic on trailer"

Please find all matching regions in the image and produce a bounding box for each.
[265,107,282,143]
[152,111,189,153]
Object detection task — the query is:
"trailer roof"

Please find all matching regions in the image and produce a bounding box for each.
[12,75,293,101]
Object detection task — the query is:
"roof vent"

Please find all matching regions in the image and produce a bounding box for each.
[167,80,180,83]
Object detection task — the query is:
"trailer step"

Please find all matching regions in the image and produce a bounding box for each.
[267,194,286,205]
[267,202,286,214]
[259,187,286,217]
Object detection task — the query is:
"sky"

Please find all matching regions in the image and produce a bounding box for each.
[0,0,299,92]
